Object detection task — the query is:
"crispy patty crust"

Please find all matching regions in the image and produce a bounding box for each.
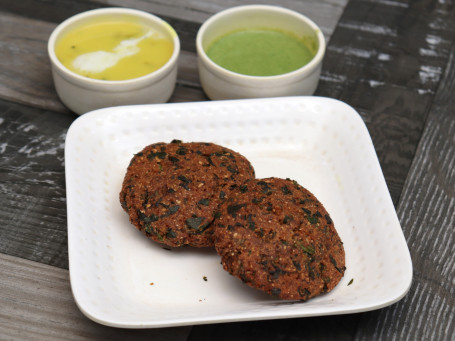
[120,140,255,247]
[214,177,345,300]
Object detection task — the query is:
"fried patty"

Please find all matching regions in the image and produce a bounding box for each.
[120,140,255,247]
[214,177,345,300]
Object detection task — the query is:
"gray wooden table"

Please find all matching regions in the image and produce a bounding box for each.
[1,0,454,340]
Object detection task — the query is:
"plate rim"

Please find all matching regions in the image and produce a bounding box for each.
[65,96,413,328]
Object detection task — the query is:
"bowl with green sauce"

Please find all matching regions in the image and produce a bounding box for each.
[48,8,180,115]
[196,5,325,100]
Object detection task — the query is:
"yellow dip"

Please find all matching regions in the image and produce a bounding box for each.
[55,19,174,81]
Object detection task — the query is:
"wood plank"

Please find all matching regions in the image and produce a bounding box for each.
[92,0,347,40]
[188,315,362,341]
[316,0,455,205]
[0,100,75,268]
[1,0,347,41]
[352,34,455,341]
[0,253,192,340]
[0,10,68,113]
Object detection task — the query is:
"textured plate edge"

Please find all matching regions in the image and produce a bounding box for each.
[64,96,414,328]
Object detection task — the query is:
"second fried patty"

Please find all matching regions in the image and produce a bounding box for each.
[214,177,346,300]
[120,140,255,247]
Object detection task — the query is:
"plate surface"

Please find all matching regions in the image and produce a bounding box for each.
[65,96,412,328]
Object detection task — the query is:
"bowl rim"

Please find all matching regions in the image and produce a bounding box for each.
[196,4,326,82]
[48,7,180,88]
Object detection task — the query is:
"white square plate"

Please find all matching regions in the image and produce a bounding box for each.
[65,97,412,328]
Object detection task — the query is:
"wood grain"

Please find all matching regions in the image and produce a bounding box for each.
[0,100,74,268]
[0,11,67,113]
[0,253,192,340]
[92,0,348,39]
[316,0,455,205]
[352,36,455,341]
[188,315,363,341]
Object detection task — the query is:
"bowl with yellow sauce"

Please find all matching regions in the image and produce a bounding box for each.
[196,5,325,100]
[48,8,180,114]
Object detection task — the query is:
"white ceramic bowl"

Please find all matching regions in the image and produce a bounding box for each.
[48,8,180,115]
[196,5,325,100]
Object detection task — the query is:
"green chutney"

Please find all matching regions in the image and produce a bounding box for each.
[206,28,316,76]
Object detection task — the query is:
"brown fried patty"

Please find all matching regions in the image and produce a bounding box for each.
[214,177,345,300]
[120,140,255,247]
